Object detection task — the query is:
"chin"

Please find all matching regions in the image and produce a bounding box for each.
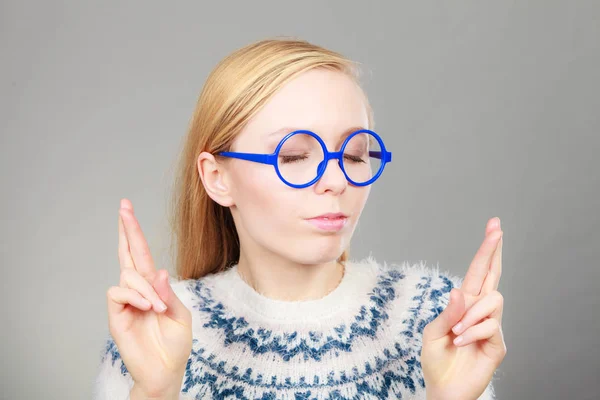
[292,255,342,266]
[293,238,347,265]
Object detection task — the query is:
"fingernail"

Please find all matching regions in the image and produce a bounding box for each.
[156,301,167,312]
[497,217,501,229]
[454,336,463,345]
[452,322,463,334]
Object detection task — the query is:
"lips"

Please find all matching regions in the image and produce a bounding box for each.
[306,213,349,231]
[310,212,348,219]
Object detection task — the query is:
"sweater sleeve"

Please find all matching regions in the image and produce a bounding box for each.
[92,336,134,400]
[92,335,197,400]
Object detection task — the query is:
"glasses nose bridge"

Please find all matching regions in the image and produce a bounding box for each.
[317,150,345,179]
[324,149,344,162]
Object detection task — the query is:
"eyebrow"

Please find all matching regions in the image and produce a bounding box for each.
[266,126,367,140]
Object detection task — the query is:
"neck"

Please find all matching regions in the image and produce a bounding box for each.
[236,252,345,301]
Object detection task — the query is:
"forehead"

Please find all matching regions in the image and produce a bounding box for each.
[237,68,369,146]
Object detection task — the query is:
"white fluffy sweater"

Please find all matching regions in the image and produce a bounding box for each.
[93,257,496,399]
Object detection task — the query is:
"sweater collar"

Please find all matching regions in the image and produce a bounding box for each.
[211,260,366,323]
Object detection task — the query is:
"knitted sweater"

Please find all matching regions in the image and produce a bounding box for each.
[93,257,496,399]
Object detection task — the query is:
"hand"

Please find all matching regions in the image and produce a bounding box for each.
[106,198,193,398]
[421,217,507,400]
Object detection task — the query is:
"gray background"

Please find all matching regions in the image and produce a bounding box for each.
[1,1,598,399]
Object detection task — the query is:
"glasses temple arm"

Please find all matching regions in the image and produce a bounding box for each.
[217,152,276,165]
[369,150,392,162]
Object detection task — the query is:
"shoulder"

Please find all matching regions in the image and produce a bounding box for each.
[397,260,463,333]
[167,275,200,308]
[377,257,463,298]
[167,267,233,306]
[361,257,463,337]
[362,255,463,297]
[165,268,237,330]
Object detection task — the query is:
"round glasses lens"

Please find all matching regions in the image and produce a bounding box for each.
[277,133,324,186]
[342,132,382,184]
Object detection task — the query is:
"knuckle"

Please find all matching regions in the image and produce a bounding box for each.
[496,291,504,306]
[491,318,501,331]
[491,290,503,305]
[106,286,118,300]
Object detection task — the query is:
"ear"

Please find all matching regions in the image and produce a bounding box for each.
[197,152,235,207]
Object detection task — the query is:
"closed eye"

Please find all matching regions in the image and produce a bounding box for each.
[279,155,309,164]
[343,154,366,163]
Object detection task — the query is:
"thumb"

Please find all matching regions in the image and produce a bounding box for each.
[152,269,190,324]
[424,288,466,341]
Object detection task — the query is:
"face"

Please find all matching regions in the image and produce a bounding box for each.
[201,68,371,266]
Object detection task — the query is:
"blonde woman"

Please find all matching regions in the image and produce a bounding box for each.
[93,38,506,400]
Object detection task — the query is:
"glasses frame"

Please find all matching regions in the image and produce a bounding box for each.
[217,128,392,189]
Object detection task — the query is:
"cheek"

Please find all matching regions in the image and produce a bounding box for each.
[347,185,370,214]
[232,165,298,227]
[230,162,371,259]
[356,185,371,210]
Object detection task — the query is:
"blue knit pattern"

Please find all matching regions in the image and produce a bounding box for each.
[100,265,457,399]
[188,268,406,362]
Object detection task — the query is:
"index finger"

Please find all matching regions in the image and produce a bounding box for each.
[118,212,135,270]
[119,203,157,281]
[482,234,503,294]
[461,224,503,296]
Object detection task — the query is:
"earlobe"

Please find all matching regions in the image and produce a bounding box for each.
[197,152,235,207]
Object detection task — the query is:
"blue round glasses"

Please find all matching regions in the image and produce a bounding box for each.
[217,129,392,189]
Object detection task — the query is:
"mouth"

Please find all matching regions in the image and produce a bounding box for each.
[305,213,349,231]
[309,212,349,219]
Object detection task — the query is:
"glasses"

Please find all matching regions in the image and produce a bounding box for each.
[217,129,392,188]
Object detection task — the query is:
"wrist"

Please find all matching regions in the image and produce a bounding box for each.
[130,383,181,400]
[426,389,477,400]
[426,392,438,400]
[426,387,442,400]
[425,389,451,400]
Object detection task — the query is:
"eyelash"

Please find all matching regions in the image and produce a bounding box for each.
[279,155,308,164]
[344,154,366,164]
[278,155,366,164]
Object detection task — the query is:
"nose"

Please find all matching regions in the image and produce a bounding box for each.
[314,158,347,194]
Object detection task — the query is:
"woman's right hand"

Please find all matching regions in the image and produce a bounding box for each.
[106,198,193,399]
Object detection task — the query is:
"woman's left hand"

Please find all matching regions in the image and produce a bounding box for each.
[421,217,507,400]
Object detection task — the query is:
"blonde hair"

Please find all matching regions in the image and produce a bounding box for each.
[168,37,374,280]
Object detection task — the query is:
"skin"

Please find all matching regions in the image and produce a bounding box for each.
[422,218,506,400]
[107,68,506,400]
[108,200,192,400]
[197,68,371,300]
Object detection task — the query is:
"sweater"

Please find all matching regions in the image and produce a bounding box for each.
[92,257,496,399]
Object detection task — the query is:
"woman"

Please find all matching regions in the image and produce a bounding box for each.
[94,38,506,399]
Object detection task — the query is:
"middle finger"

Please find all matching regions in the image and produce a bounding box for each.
[118,212,135,272]
[119,207,157,281]
[482,234,502,294]
[461,229,503,296]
